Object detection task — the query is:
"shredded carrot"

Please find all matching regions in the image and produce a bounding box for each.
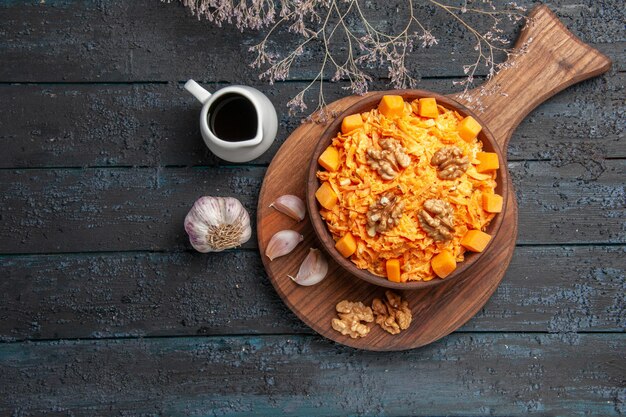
[317,99,498,281]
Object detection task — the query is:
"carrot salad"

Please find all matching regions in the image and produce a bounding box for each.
[316,97,499,282]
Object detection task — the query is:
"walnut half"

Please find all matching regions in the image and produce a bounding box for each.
[366,193,405,237]
[331,300,374,339]
[418,199,455,242]
[366,139,411,180]
[372,291,412,335]
[431,146,469,180]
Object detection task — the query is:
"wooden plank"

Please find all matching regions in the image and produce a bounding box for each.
[0,250,305,341]
[0,73,623,167]
[0,167,264,253]
[453,4,612,152]
[0,246,623,341]
[0,80,444,169]
[0,0,623,82]
[466,245,626,333]
[0,161,623,254]
[511,159,625,245]
[507,73,625,161]
[0,334,623,416]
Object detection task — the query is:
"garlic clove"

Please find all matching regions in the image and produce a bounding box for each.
[270,194,306,221]
[184,196,251,253]
[289,248,328,286]
[265,230,303,261]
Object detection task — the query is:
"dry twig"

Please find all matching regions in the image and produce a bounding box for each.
[165,0,527,119]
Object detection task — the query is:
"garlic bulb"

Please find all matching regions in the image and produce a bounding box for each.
[265,230,303,261]
[270,195,306,221]
[184,196,251,252]
[289,248,328,286]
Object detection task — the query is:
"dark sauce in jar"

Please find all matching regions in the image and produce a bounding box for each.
[208,93,258,142]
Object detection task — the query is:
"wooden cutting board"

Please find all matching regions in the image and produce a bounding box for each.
[256,5,611,351]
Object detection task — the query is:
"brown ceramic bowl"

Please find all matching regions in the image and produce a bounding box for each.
[306,90,508,290]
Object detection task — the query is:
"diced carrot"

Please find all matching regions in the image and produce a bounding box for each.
[458,116,482,142]
[475,152,499,173]
[341,113,364,134]
[386,258,402,282]
[418,97,439,118]
[315,182,338,210]
[460,230,491,252]
[378,95,405,119]
[431,251,456,278]
[318,145,340,172]
[483,193,503,213]
[335,232,357,257]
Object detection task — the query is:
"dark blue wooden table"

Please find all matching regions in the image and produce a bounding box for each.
[0,1,624,416]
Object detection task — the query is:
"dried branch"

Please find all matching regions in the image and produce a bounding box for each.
[164,0,527,119]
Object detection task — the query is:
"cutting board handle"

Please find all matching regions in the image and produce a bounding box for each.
[452,5,611,151]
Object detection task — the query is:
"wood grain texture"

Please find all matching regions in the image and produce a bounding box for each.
[0,0,622,83]
[0,0,623,414]
[1,334,624,416]
[258,93,517,350]
[0,161,623,254]
[453,5,613,150]
[0,245,623,341]
[0,74,623,169]
[257,7,614,350]
[0,167,263,254]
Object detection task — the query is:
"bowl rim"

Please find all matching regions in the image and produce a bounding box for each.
[306,89,509,290]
